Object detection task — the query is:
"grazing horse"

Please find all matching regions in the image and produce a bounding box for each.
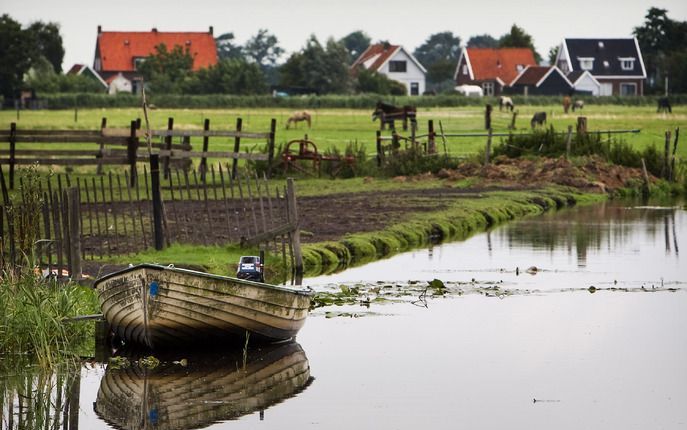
[286,111,312,129]
[530,112,547,128]
[657,97,672,113]
[499,96,515,112]
[563,96,572,113]
[572,100,584,112]
[372,101,417,130]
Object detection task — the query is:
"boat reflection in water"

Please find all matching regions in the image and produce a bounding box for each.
[94,341,313,429]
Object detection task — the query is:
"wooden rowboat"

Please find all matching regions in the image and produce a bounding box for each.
[94,341,313,429]
[94,264,312,349]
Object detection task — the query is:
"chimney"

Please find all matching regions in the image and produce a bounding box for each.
[152,27,158,33]
[209,26,214,35]
[97,25,101,34]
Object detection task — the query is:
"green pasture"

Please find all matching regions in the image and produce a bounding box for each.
[1,105,685,163]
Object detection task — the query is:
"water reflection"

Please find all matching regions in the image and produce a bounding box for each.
[1,362,81,430]
[94,341,312,430]
[499,202,682,267]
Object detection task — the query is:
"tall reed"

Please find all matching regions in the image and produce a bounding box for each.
[0,269,99,367]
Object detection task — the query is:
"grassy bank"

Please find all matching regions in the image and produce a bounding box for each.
[300,187,604,277]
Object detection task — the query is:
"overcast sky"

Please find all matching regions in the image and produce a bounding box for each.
[3,0,686,70]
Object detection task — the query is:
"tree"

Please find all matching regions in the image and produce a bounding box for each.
[27,21,64,73]
[548,45,559,66]
[279,35,352,94]
[413,31,462,85]
[340,30,371,63]
[634,7,687,92]
[354,68,406,95]
[467,34,498,48]
[498,24,541,63]
[0,14,34,99]
[215,32,243,60]
[137,44,194,94]
[188,59,267,94]
[244,29,284,68]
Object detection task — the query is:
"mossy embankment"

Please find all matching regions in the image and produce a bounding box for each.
[301,187,605,277]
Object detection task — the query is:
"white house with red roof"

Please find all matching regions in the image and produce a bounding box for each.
[351,43,426,96]
[93,25,218,94]
[454,47,538,96]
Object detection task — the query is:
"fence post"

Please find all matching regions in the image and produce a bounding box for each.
[286,178,302,280]
[576,116,587,135]
[267,118,277,178]
[68,187,82,280]
[485,104,492,130]
[376,130,383,167]
[150,155,165,250]
[97,117,107,175]
[200,118,210,182]
[565,125,573,158]
[9,123,16,190]
[509,111,518,130]
[428,120,436,154]
[485,128,492,165]
[232,118,243,180]
[163,117,174,179]
[128,120,138,186]
[671,127,680,182]
[0,166,15,269]
[664,130,672,180]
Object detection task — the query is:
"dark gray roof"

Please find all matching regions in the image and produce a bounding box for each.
[563,38,645,77]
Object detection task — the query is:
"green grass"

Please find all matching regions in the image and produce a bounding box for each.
[2,105,685,171]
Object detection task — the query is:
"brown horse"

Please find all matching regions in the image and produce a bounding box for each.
[286,111,312,129]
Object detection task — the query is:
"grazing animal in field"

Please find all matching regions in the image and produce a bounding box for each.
[530,112,547,128]
[286,111,312,129]
[572,100,584,112]
[563,96,572,113]
[657,97,672,113]
[372,101,417,130]
[499,96,515,112]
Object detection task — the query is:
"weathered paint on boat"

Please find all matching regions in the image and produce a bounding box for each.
[94,342,312,429]
[94,264,312,349]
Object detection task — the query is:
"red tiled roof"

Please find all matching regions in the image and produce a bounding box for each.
[511,66,550,85]
[351,43,400,71]
[467,48,537,83]
[96,30,217,72]
[67,64,84,75]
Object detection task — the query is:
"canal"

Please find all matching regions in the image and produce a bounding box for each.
[2,200,685,429]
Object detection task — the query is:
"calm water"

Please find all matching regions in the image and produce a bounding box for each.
[2,200,686,430]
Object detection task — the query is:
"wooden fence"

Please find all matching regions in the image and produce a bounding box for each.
[0,117,277,188]
[0,162,301,280]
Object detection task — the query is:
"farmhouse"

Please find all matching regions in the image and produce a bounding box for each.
[93,26,218,94]
[454,47,537,96]
[566,70,601,96]
[555,38,646,96]
[351,43,426,96]
[66,64,108,92]
[508,66,573,96]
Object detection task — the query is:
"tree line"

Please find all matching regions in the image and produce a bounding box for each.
[1,8,685,100]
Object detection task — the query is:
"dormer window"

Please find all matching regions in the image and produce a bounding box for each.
[578,57,594,71]
[389,61,407,73]
[619,57,635,71]
[133,57,146,70]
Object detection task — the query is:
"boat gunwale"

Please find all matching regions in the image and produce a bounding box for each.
[94,263,313,296]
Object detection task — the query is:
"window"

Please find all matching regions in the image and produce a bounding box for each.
[410,82,419,96]
[620,83,637,96]
[462,65,468,75]
[619,58,635,71]
[578,58,594,71]
[388,61,407,73]
[482,81,494,96]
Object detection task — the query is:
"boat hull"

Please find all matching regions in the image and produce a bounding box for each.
[95,264,312,349]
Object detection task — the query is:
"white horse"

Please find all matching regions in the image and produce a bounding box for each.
[499,96,514,112]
